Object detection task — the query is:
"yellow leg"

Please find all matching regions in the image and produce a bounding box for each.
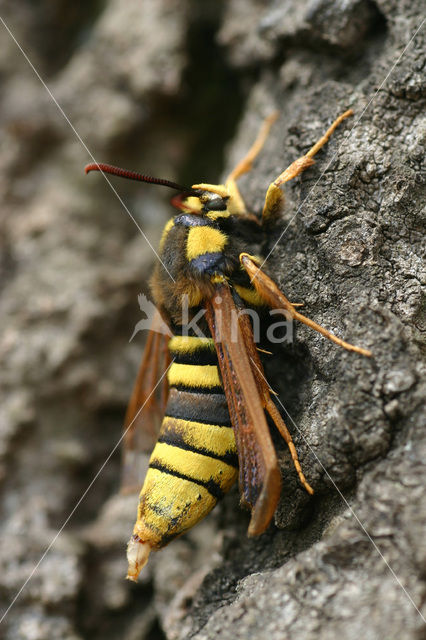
[264,396,314,495]
[240,253,372,358]
[225,112,279,214]
[262,109,353,221]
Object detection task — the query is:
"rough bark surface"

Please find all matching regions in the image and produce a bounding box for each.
[0,1,424,640]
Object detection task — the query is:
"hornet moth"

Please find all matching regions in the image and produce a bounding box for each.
[85,109,371,581]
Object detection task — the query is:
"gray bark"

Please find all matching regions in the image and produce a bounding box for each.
[0,1,424,639]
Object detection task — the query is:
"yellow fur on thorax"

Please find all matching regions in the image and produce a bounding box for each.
[186,226,227,261]
[159,218,174,251]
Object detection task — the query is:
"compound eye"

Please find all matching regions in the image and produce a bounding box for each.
[202,194,228,212]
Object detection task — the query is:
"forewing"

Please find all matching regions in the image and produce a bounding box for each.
[205,282,281,536]
[121,311,171,493]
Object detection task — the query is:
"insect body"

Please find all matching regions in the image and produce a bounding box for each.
[129,334,238,555]
[85,109,371,581]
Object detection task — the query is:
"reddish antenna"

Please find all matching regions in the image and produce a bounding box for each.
[84,163,198,196]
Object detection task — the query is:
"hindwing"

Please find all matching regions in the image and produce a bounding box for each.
[121,311,171,493]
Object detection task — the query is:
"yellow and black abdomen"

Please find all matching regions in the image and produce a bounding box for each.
[132,335,238,549]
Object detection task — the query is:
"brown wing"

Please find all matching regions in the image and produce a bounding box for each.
[121,311,171,493]
[205,281,281,536]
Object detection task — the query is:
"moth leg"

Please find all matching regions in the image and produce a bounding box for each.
[264,395,314,495]
[262,109,353,221]
[226,112,279,214]
[244,342,313,495]
[240,253,372,357]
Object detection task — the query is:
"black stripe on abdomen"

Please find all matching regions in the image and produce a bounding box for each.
[148,460,225,501]
[156,431,238,467]
[165,388,231,427]
[171,349,218,366]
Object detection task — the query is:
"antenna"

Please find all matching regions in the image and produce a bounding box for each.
[84,163,197,196]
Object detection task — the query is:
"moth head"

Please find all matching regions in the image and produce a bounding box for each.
[174,183,230,217]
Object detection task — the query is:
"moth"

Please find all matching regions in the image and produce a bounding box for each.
[85,109,371,581]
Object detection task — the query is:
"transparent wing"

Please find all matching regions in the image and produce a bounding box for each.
[121,311,171,493]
